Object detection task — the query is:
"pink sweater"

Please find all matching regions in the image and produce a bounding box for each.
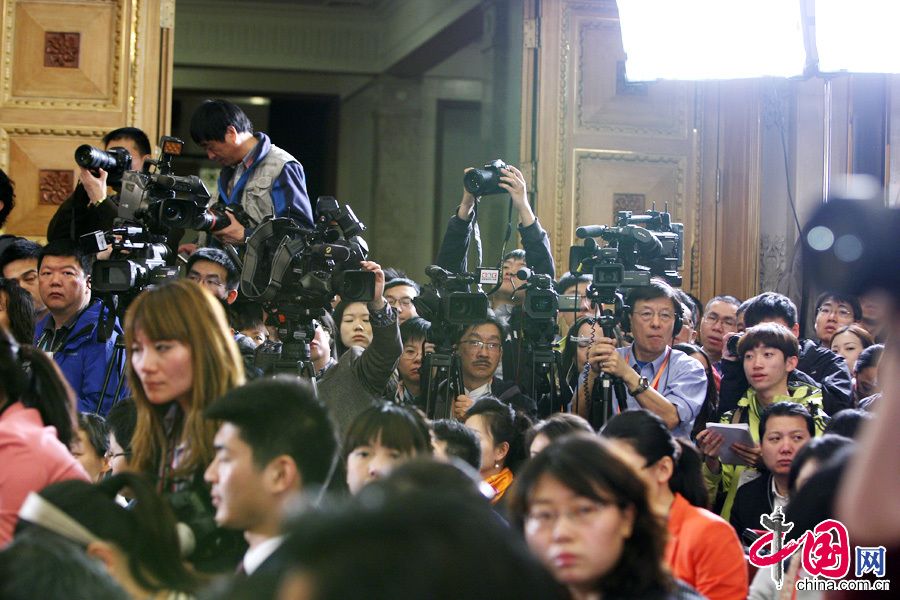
[0,402,89,546]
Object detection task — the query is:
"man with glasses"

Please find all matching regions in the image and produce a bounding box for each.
[383,278,420,325]
[451,315,536,419]
[184,247,240,305]
[698,295,741,365]
[812,291,861,347]
[579,280,707,437]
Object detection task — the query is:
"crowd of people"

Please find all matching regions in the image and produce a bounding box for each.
[0,100,896,600]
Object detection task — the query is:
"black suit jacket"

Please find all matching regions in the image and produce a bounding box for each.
[729,472,776,542]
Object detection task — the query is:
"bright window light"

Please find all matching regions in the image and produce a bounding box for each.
[817,0,900,73]
[617,0,807,81]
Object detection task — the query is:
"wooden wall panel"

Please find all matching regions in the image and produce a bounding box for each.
[531,0,701,294]
[0,0,173,239]
[528,0,763,301]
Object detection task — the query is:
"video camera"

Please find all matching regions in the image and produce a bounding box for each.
[241,196,375,311]
[572,206,684,300]
[413,265,490,328]
[115,136,235,234]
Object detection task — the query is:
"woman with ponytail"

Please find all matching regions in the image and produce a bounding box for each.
[602,409,748,600]
[463,397,532,505]
[16,472,202,599]
[0,324,88,545]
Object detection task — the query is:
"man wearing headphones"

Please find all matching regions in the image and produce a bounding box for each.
[579,279,708,437]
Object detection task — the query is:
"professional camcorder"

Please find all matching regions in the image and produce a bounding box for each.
[241,196,374,376]
[572,206,684,294]
[116,136,232,234]
[463,159,510,196]
[241,196,375,310]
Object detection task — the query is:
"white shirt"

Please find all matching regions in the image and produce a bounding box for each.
[243,535,284,575]
[771,476,789,513]
[466,381,492,400]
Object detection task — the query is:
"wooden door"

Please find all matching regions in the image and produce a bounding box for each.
[522,0,761,301]
[0,0,174,239]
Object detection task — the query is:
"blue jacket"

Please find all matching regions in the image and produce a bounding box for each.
[33,300,127,416]
[215,132,314,233]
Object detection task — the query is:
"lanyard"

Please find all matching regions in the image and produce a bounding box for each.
[625,347,672,392]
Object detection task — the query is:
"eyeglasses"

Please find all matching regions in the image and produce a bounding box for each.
[461,340,502,352]
[525,500,613,529]
[569,335,593,348]
[386,297,414,308]
[105,451,129,460]
[635,309,675,323]
[817,306,853,319]
[187,273,226,288]
[703,313,737,328]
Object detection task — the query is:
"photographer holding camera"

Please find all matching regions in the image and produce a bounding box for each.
[576,280,707,437]
[435,162,555,388]
[47,128,152,242]
[188,99,313,247]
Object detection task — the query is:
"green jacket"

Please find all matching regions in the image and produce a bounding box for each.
[703,383,827,520]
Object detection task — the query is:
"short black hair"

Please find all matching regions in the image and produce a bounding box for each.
[457,313,508,344]
[0,168,14,229]
[103,127,152,157]
[228,299,265,332]
[185,247,240,290]
[787,434,854,493]
[626,278,681,316]
[106,398,137,452]
[77,413,109,458]
[823,408,871,439]
[737,322,800,359]
[502,248,526,263]
[527,412,594,452]
[206,376,338,487]
[742,292,798,328]
[431,419,481,470]
[814,291,862,322]
[0,238,41,273]
[555,272,592,294]
[190,99,254,143]
[675,289,700,325]
[399,316,430,346]
[343,403,432,462]
[384,277,420,294]
[37,239,91,275]
[758,401,815,439]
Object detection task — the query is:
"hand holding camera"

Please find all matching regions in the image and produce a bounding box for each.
[78,166,109,205]
[722,331,742,362]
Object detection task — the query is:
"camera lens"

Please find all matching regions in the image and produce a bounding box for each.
[74,145,119,171]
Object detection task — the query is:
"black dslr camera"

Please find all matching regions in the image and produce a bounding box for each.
[463,159,509,196]
[74,144,132,186]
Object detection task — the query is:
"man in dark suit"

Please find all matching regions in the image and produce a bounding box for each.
[204,376,339,576]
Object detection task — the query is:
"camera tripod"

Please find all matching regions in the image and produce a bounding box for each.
[587,312,629,430]
[254,309,321,387]
[95,294,130,415]
[420,320,466,420]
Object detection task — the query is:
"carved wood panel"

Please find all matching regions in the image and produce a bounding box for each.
[0,0,174,239]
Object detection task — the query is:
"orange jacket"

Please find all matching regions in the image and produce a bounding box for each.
[666,493,749,600]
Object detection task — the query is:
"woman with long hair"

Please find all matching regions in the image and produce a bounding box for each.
[0,278,35,345]
[602,409,748,600]
[124,279,245,572]
[508,434,704,600]
[0,324,88,544]
[16,472,202,599]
